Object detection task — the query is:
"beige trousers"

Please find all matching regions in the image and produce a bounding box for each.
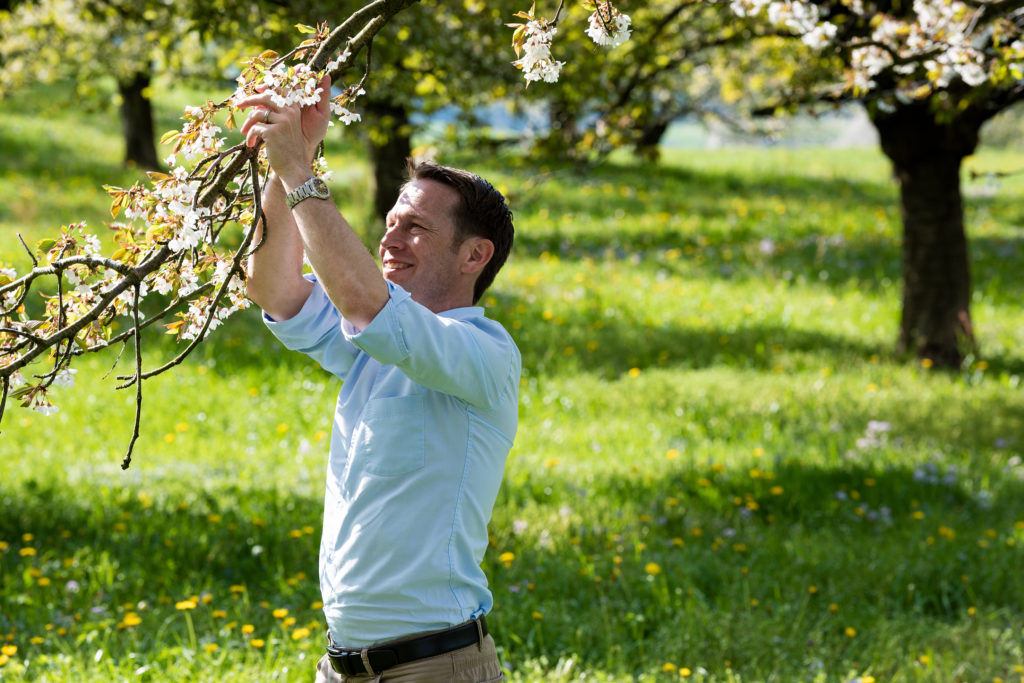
[314,633,503,683]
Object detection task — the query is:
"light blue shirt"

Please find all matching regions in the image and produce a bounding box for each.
[264,277,520,648]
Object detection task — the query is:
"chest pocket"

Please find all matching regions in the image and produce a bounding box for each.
[351,395,426,476]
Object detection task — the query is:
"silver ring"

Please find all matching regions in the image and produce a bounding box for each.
[262,109,271,124]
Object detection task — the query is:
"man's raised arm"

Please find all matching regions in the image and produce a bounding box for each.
[238,77,389,329]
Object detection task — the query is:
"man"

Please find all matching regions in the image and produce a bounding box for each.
[238,77,519,682]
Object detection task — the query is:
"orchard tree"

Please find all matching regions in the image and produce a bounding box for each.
[0,0,634,465]
[724,0,1024,366]
[0,0,194,169]
[0,0,297,169]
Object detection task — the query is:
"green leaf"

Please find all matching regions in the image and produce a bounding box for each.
[35,239,56,257]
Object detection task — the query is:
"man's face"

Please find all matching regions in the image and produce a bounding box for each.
[379,179,468,312]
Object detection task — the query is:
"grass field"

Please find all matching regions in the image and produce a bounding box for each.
[1,83,1023,682]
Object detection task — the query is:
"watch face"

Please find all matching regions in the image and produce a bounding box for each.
[311,177,329,197]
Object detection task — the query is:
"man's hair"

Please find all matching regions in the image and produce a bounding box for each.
[406,160,514,304]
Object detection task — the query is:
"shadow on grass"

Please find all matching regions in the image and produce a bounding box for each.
[0,478,324,633]
[486,457,1024,674]
[3,447,1020,677]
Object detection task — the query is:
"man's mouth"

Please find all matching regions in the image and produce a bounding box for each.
[384,261,413,272]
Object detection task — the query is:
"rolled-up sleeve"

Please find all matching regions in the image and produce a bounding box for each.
[345,282,519,409]
[263,276,359,380]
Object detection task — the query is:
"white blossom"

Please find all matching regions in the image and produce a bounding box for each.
[515,21,564,83]
[585,9,632,48]
[52,368,77,388]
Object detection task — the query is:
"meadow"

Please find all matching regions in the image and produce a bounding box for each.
[1,83,1023,682]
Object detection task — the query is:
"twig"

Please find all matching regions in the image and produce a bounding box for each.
[0,375,8,426]
[120,284,144,470]
[17,233,38,269]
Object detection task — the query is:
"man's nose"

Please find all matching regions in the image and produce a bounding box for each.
[380,226,400,251]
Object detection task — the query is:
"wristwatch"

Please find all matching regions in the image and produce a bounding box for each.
[285,176,331,209]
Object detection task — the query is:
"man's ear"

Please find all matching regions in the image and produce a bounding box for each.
[460,238,494,275]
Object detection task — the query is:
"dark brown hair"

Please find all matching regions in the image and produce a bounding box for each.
[406,160,514,304]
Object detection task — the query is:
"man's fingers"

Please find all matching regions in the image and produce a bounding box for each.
[316,75,332,116]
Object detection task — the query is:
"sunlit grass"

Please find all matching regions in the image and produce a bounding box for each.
[1,82,1023,682]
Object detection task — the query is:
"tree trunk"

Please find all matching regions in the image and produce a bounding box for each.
[365,100,412,222]
[633,117,670,164]
[118,71,161,171]
[871,101,983,367]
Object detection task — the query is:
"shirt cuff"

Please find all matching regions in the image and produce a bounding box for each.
[262,275,330,349]
[344,281,412,364]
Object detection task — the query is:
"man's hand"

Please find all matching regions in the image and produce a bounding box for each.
[237,74,333,186]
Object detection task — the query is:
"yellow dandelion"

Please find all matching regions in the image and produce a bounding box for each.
[19,547,36,557]
[666,449,680,460]
[29,637,44,645]
[242,624,255,634]
[207,514,222,524]
[288,529,303,539]
[276,423,290,434]
[499,552,515,567]
[272,608,289,619]
[311,601,324,610]
[1,645,17,656]
[829,603,839,613]
[175,600,197,611]
[644,562,662,576]
[37,577,51,587]
[230,585,245,594]
[680,668,692,677]
[808,586,818,595]
[770,486,784,496]
[212,610,227,619]
[205,643,219,653]
[532,611,544,620]
[628,367,641,378]
[123,612,142,627]
[22,533,34,542]
[283,617,296,627]
[0,654,7,667]
[845,627,856,638]
[292,627,311,640]
[662,662,677,673]
[250,639,265,648]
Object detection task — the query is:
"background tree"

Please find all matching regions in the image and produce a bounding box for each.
[0,0,290,169]
[721,0,1024,366]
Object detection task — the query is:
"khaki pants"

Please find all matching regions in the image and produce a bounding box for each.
[314,633,502,683]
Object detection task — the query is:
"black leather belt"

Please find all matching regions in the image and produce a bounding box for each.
[327,616,488,676]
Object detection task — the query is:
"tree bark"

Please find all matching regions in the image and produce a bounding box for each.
[633,117,670,163]
[118,71,161,171]
[871,101,984,367]
[365,100,412,223]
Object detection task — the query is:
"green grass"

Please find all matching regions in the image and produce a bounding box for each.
[1,82,1023,682]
